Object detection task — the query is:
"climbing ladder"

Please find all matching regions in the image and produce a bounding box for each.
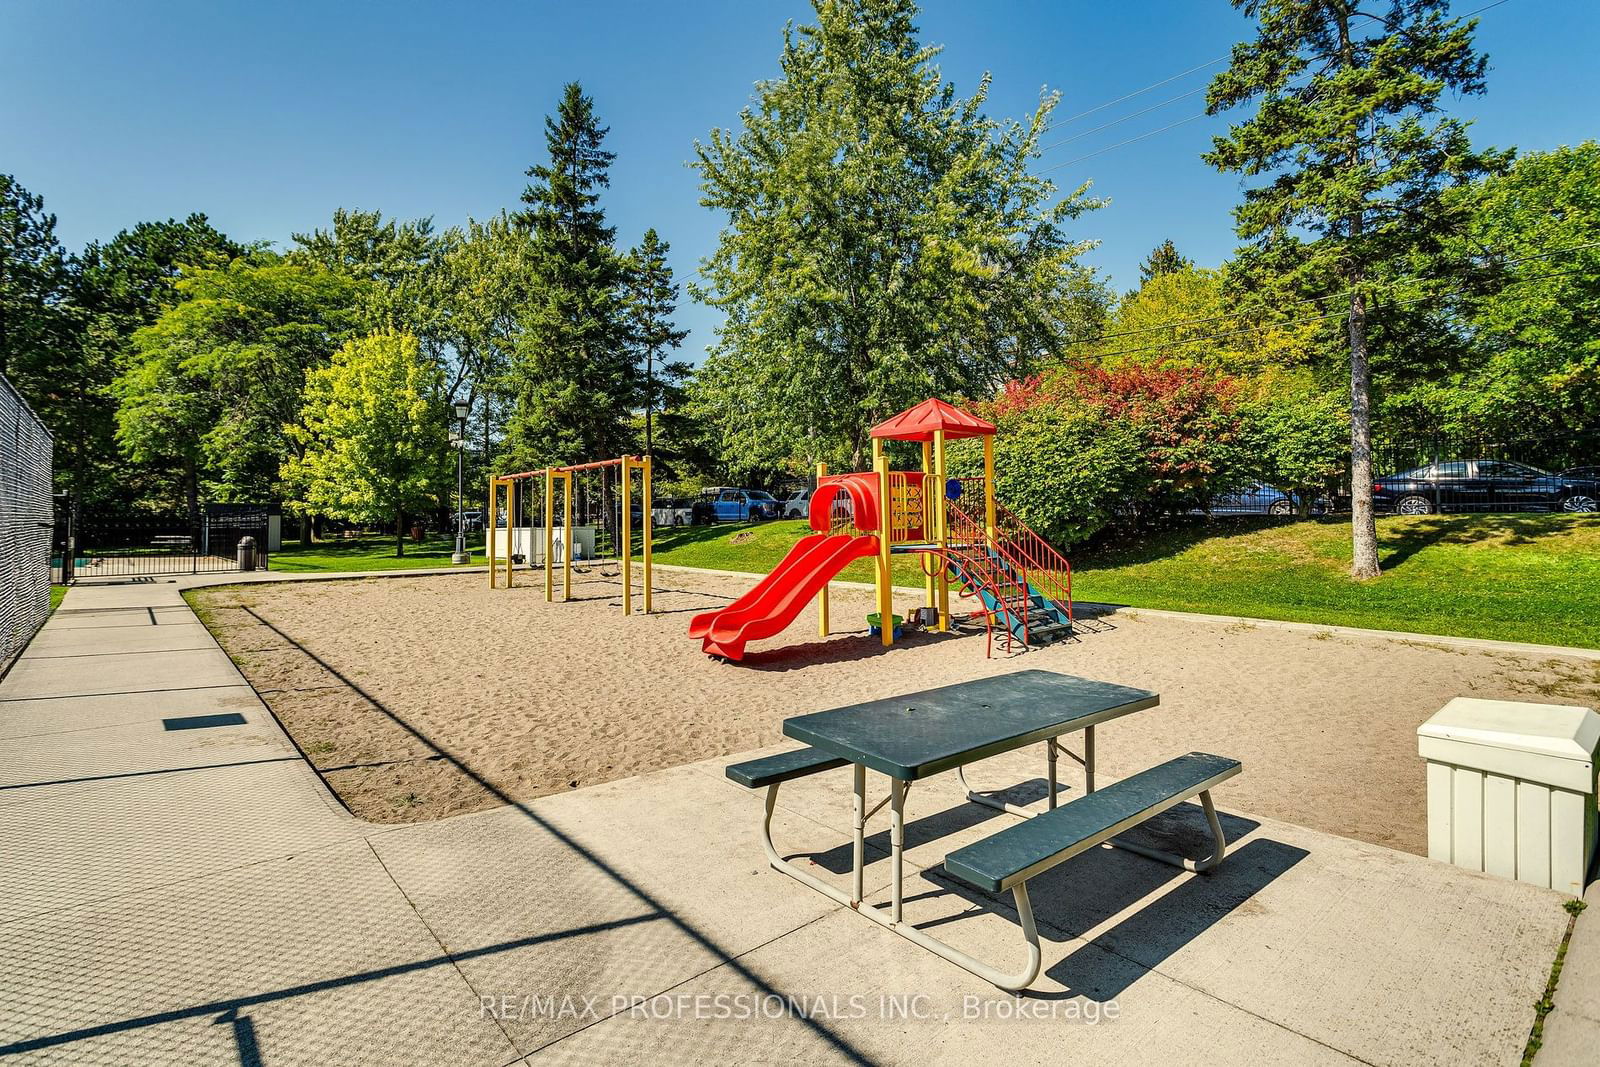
[944,493,1074,652]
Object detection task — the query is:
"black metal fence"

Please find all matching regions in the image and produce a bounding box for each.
[1,374,54,669]
[60,504,272,579]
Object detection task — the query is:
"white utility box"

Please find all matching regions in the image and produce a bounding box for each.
[1419,697,1599,895]
[486,526,596,566]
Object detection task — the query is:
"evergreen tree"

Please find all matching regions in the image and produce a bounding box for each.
[1137,239,1192,286]
[0,174,73,415]
[1204,0,1505,579]
[624,229,689,458]
[503,82,634,469]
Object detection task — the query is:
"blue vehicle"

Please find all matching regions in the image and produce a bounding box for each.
[1202,482,1329,517]
[696,487,783,523]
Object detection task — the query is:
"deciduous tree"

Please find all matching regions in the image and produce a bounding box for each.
[692,0,1107,471]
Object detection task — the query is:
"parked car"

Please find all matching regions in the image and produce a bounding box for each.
[782,488,813,519]
[1372,459,1600,515]
[695,487,782,522]
[455,509,484,532]
[1204,483,1329,517]
[651,498,695,527]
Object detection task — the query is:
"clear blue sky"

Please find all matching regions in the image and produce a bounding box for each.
[4,0,1596,361]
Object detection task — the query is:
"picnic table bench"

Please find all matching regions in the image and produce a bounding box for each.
[726,669,1241,990]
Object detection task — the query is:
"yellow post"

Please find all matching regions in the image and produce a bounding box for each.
[875,450,893,647]
[621,456,633,616]
[983,435,998,548]
[544,469,555,603]
[934,429,949,631]
[561,471,573,602]
[487,476,497,588]
[816,461,829,637]
[642,455,653,614]
[505,478,516,589]
[920,441,935,614]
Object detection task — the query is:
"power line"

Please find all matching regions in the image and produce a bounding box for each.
[1039,113,1210,174]
[1037,84,1209,154]
[1044,57,1226,132]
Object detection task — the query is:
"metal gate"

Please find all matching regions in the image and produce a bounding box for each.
[58,504,271,580]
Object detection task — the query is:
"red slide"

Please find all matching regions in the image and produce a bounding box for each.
[690,533,879,661]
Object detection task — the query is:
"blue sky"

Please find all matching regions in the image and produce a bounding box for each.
[4,0,1596,361]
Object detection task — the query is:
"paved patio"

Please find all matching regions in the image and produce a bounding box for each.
[0,575,1589,1065]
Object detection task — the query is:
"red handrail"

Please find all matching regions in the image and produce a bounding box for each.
[945,489,1074,639]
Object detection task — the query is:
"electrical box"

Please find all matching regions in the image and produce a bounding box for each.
[1419,697,1599,896]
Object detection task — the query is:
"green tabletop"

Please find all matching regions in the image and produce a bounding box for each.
[783,669,1158,781]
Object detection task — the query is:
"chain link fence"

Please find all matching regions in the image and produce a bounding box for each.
[1,373,54,670]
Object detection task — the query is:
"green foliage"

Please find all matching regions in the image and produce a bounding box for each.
[1240,374,1349,511]
[1389,142,1600,435]
[115,255,367,510]
[954,363,1251,545]
[1095,265,1315,376]
[1205,0,1505,578]
[283,331,450,555]
[691,0,1108,471]
[624,228,691,461]
[69,215,241,505]
[290,208,445,338]
[1137,239,1192,287]
[502,81,635,470]
[0,174,75,444]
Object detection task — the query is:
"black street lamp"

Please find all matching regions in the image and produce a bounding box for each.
[451,399,471,564]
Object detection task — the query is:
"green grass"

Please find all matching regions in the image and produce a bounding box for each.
[269,533,486,573]
[49,585,66,612]
[649,514,1600,649]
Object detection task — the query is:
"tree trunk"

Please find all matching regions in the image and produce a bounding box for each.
[1348,289,1381,579]
[395,510,405,557]
[299,512,312,547]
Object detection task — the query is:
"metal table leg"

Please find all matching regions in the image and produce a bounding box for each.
[758,774,1042,990]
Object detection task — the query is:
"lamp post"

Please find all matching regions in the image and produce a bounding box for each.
[451,400,471,564]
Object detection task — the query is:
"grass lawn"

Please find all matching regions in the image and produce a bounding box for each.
[649,514,1600,649]
[270,533,486,573]
[49,585,66,612]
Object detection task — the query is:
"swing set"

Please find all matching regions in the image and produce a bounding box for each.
[486,455,653,615]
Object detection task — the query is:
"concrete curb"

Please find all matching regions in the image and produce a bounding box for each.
[153,559,1600,663]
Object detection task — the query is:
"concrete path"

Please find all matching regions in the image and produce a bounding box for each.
[0,576,1577,1065]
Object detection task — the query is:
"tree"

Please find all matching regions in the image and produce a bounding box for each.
[1137,239,1192,287]
[1388,142,1600,435]
[284,332,449,556]
[290,208,444,338]
[692,0,1107,471]
[1094,265,1315,377]
[1205,0,1505,578]
[71,215,241,505]
[115,255,366,522]
[624,229,689,458]
[0,174,74,424]
[503,82,635,470]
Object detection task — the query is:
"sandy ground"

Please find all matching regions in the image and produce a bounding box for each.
[190,566,1600,855]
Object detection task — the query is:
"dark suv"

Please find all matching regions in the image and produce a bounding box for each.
[1372,460,1600,515]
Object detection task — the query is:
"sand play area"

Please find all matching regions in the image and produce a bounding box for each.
[190,566,1600,854]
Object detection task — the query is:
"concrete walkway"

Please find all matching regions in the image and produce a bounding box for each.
[0,576,1582,1065]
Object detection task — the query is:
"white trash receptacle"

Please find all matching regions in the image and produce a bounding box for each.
[1418,697,1599,895]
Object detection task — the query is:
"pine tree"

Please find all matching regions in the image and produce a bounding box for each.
[503,82,634,469]
[1204,0,1505,579]
[624,229,689,458]
[1137,239,1191,286]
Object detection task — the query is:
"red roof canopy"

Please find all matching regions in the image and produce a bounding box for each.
[869,398,996,442]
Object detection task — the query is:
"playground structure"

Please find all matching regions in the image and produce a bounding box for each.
[689,398,1074,661]
[487,455,653,615]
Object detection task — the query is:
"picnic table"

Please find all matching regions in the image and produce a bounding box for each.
[727,669,1240,989]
